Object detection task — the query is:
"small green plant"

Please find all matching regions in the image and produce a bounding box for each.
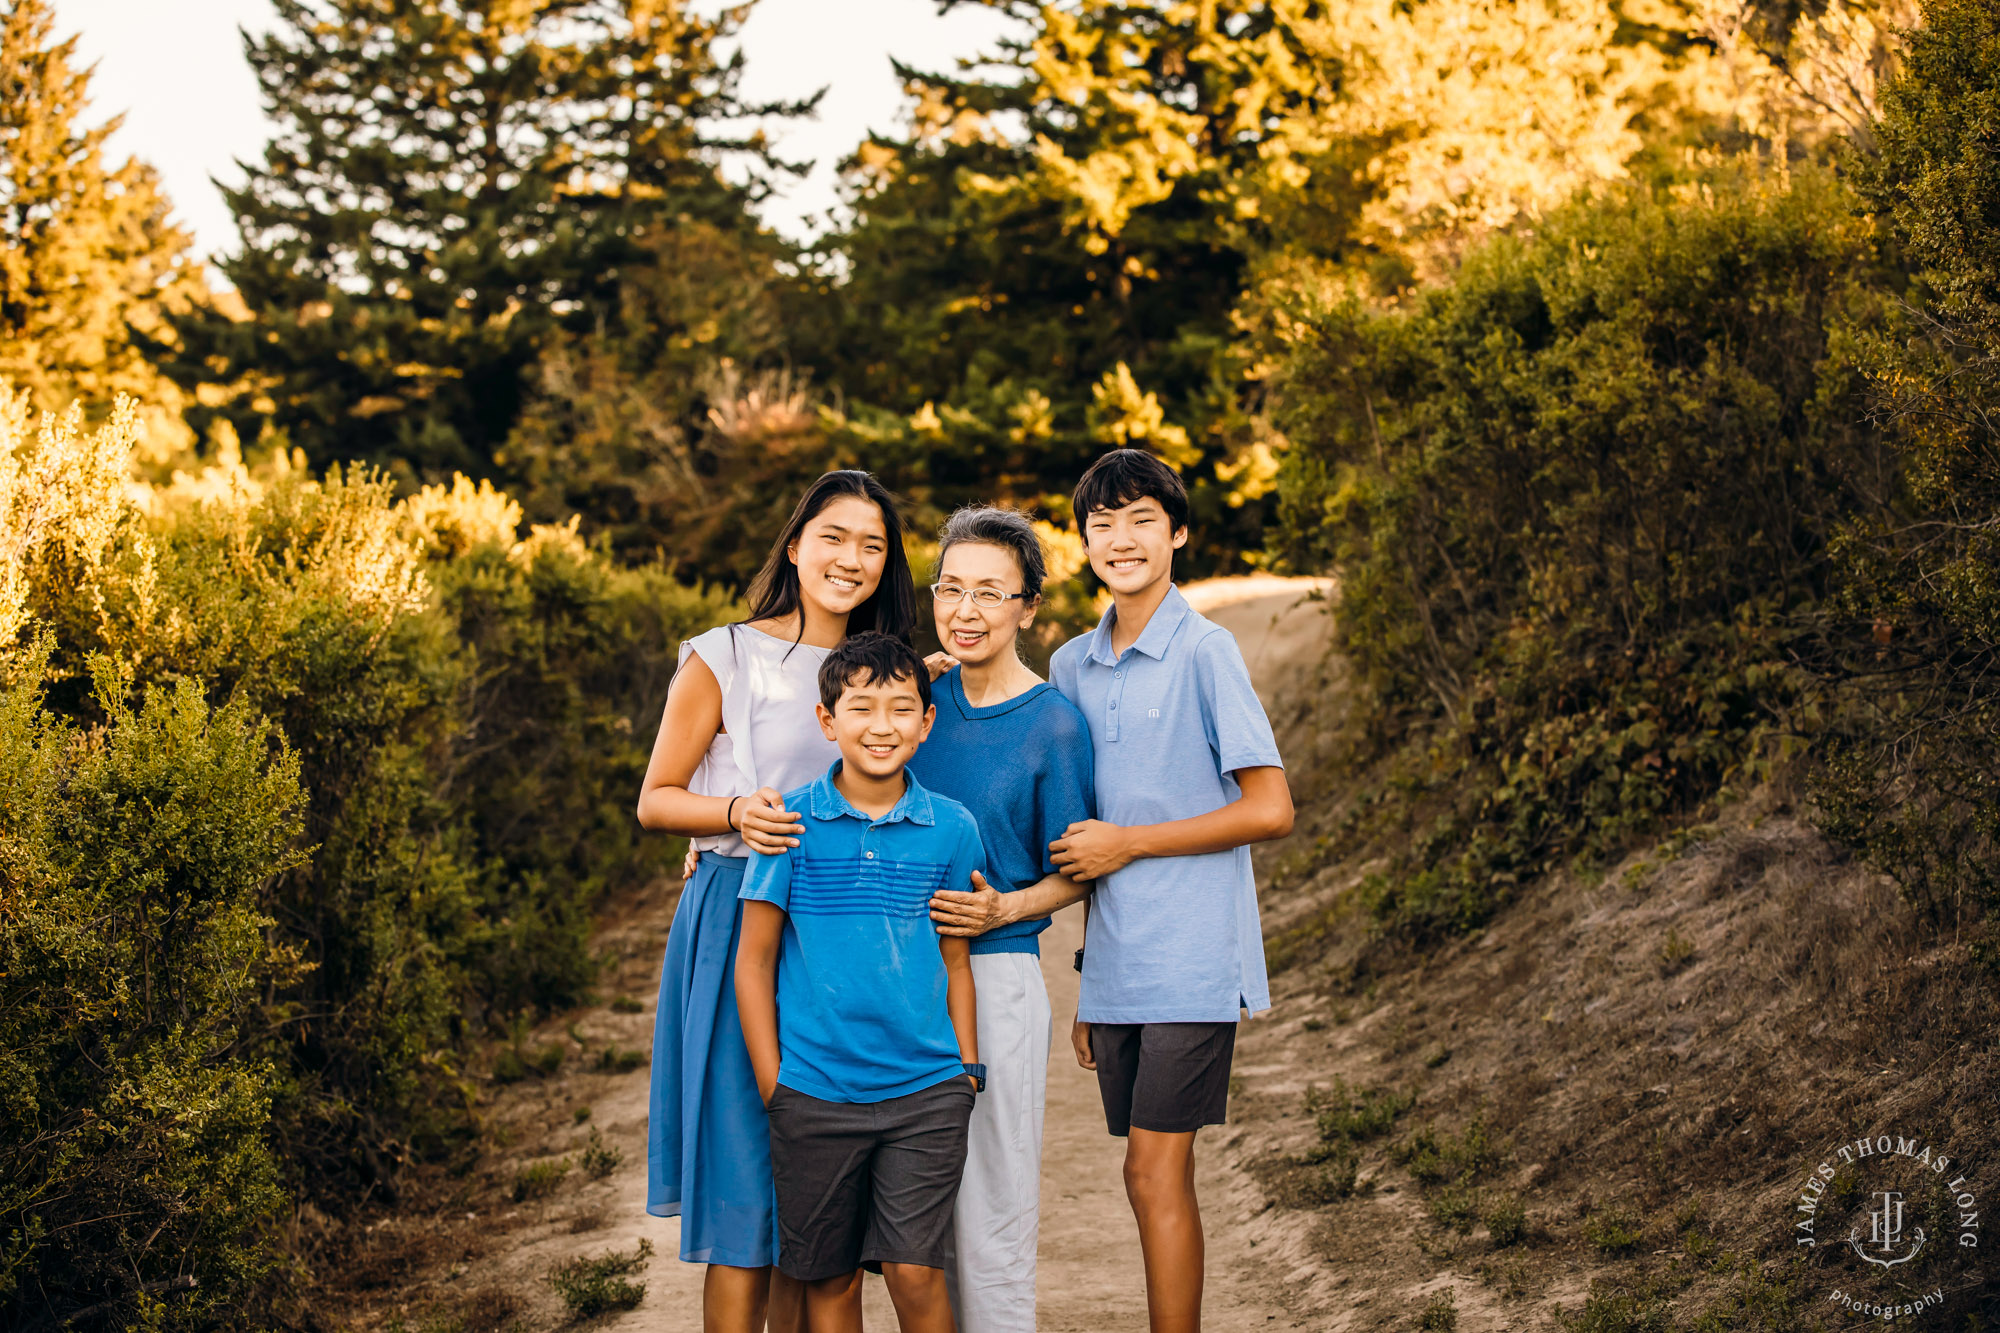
[1478,1256,1530,1299]
[495,1042,565,1082]
[1419,1286,1458,1331]
[573,1105,593,1124]
[1312,1080,1416,1144]
[1483,1192,1527,1246]
[1829,1165,1862,1209]
[1423,1042,1452,1069]
[1557,1282,1671,1333]
[1392,1115,1502,1185]
[1299,1147,1363,1204]
[1302,1017,1326,1032]
[1657,927,1695,973]
[546,1237,653,1317]
[596,1044,646,1072]
[1583,1208,1644,1256]
[1428,1180,1478,1233]
[512,1156,573,1202]
[581,1128,623,1180]
[610,995,644,1014]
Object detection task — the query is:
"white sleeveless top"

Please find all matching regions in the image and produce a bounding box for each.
[681,623,841,857]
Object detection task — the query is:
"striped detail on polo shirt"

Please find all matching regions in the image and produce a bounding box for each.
[788,857,949,918]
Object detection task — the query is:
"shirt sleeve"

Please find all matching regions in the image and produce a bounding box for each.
[947,813,989,899]
[1194,630,1283,775]
[1035,706,1096,878]
[1049,639,1079,702]
[738,845,794,910]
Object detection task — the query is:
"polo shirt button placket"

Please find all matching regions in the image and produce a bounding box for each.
[1107,656,1126,740]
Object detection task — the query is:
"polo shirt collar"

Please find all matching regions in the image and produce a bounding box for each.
[1083,583,1191,666]
[804,759,937,826]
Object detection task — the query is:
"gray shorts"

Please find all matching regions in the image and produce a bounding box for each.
[766,1077,976,1281]
[1089,1021,1237,1137]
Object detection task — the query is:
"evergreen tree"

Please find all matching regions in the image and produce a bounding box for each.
[805,2,1316,566]
[183,0,805,481]
[0,0,199,459]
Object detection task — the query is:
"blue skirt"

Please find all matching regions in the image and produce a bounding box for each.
[647,852,780,1267]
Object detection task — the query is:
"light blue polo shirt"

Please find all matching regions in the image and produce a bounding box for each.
[1049,584,1283,1023]
[738,762,985,1103]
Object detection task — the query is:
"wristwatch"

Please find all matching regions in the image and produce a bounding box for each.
[962,1062,987,1093]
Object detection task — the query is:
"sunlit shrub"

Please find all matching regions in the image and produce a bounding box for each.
[1269,165,1894,943]
[0,650,306,1327]
[3,392,735,1314]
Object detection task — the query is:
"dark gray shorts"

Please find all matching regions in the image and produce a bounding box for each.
[1089,1021,1237,1137]
[765,1077,975,1282]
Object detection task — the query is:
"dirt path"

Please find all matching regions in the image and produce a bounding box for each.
[369,577,1337,1332]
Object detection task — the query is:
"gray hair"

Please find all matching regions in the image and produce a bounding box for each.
[935,505,1048,600]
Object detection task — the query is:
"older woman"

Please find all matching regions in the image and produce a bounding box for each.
[909,506,1096,1333]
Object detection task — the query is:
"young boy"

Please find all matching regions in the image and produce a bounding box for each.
[1047,448,1295,1331]
[735,632,986,1333]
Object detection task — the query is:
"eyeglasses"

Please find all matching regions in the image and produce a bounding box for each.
[929,582,1029,609]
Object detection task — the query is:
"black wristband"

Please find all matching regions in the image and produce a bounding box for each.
[726,795,743,833]
[1073,947,1085,974]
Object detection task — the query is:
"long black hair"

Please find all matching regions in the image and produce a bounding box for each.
[743,470,917,643]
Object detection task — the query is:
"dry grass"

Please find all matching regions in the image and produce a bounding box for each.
[1227,777,2000,1328]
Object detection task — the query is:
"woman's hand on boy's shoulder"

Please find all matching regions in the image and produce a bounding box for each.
[738,786,803,854]
[930,870,1010,936]
[1050,819,1136,881]
[923,651,959,682]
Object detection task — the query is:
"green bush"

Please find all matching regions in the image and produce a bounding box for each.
[1584,1208,1645,1256]
[546,1238,652,1318]
[1309,1080,1416,1144]
[1269,166,1893,943]
[1813,0,2000,953]
[512,1157,573,1203]
[1483,1193,1528,1246]
[581,1128,623,1180]
[0,652,306,1327]
[3,403,734,1317]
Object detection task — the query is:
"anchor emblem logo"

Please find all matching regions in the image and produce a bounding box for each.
[1848,1190,1927,1268]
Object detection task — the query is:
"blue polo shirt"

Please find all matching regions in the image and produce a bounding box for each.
[1049,584,1284,1023]
[906,669,1096,956]
[738,762,985,1103]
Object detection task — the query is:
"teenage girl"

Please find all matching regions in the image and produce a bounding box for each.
[638,471,918,1332]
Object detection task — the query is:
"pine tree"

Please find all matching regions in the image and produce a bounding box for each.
[0,0,199,460]
[183,0,805,481]
[804,2,1310,565]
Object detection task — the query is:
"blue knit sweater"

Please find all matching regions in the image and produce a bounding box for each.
[906,668,1097,954]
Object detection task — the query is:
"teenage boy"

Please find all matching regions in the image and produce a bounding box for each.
[1048,449,1295,1333]
[735,632,986,1333]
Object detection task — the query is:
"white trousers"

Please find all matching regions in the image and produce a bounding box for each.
[945,950,1051,1333]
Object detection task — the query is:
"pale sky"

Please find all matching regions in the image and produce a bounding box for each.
[48,0,1022,261]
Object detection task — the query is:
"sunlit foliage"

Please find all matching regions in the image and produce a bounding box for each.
[0,385,733,1325]
[0,0,204,461]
